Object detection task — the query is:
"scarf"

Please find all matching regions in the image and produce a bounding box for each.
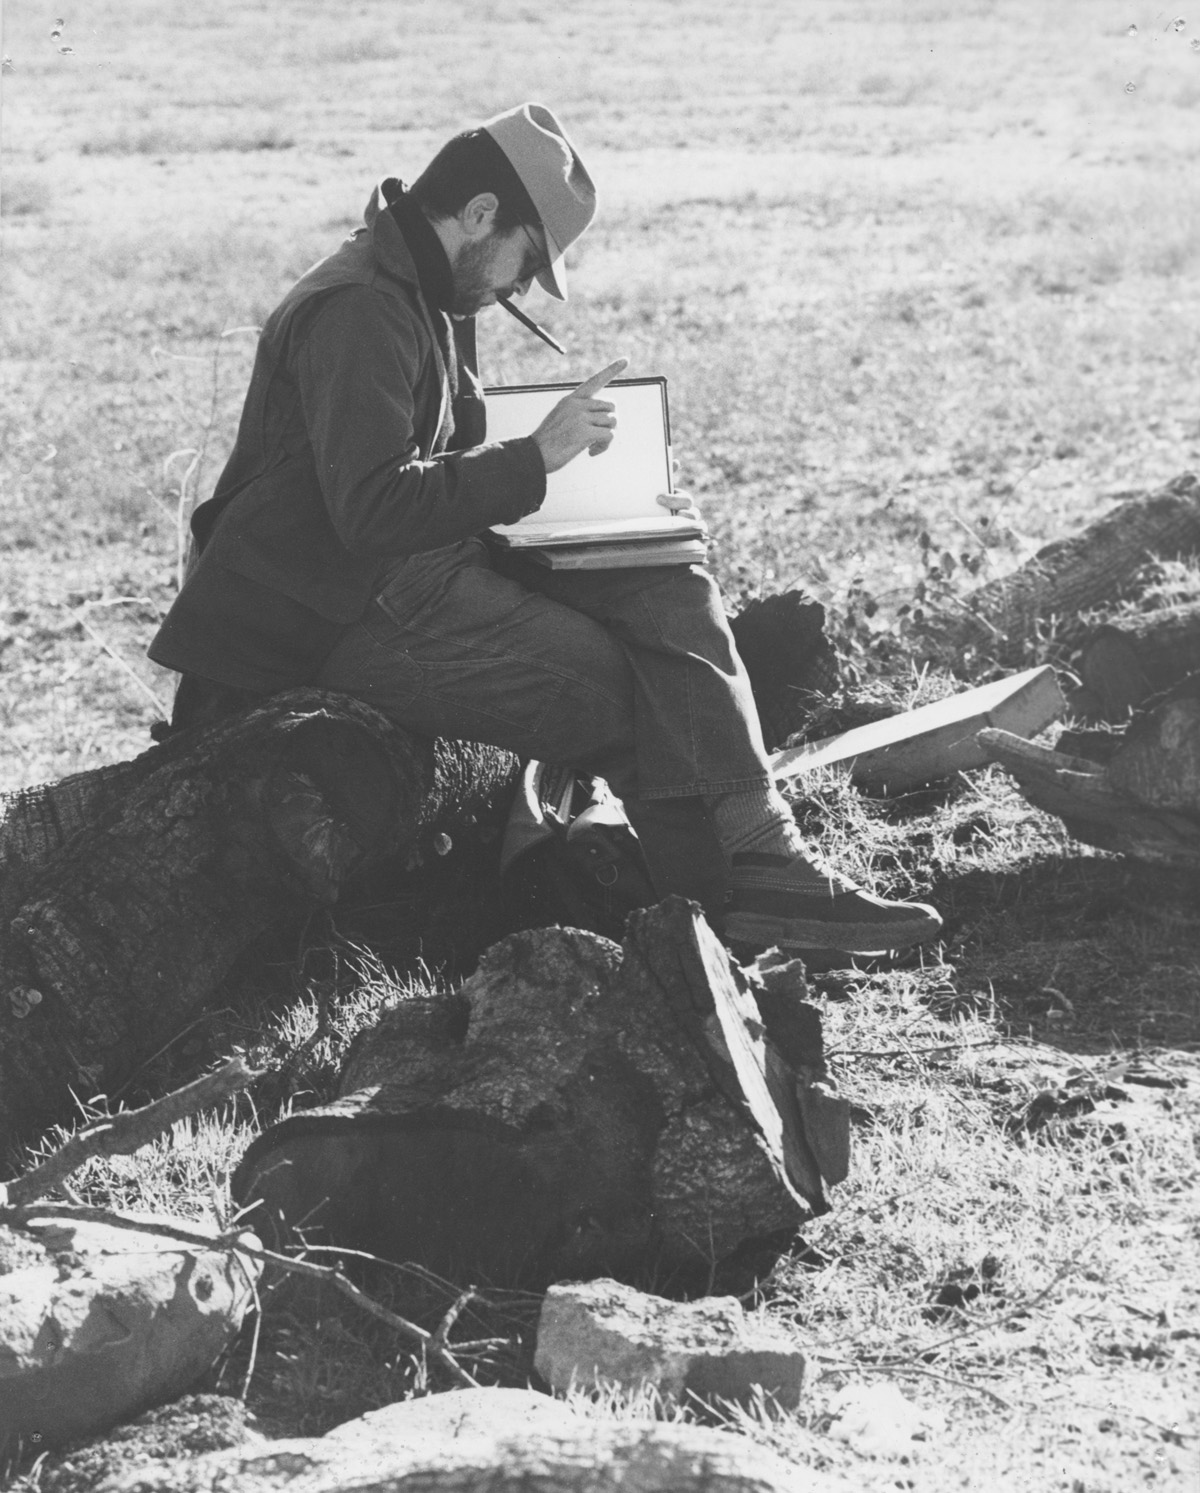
[385,182,460,408]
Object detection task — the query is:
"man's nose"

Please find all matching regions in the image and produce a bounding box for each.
[512,276,533,298]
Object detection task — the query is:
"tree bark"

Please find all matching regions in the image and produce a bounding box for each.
[1078,601,1200,720]
[978,672,1200,869]
[913,471,1200,671]
[0,691,519,1161]
[233,899,845,1291]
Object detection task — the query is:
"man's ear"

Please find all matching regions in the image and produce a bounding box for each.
[459,192,500,240]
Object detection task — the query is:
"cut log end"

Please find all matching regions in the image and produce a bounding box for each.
[1079,602,1200,720]
[232,900,842,1291]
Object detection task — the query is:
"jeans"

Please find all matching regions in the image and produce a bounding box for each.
[313,539,772,912]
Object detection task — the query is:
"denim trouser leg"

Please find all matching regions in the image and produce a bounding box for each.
[312,541,770,914]
[490,548,771,799]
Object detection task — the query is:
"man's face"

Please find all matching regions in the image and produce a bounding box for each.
[449,221,549,317]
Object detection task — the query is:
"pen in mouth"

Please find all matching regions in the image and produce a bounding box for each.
[499,297,567,355]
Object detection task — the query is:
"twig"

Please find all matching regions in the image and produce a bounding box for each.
[287,1245,517,1360]
[828,1038,1005,1060]
[234,1250,264,1401]
[431,1287,481,1352]
[0,1199,480,1389]
[292,1244,544,1306]
[163,447,201,591]
[164,325,260,586]
[819,1358,1013,1410]
[0,1199,247,1244]
[202,1240,483,1388]
[1,1057,261,1207]
[69,606,169,713]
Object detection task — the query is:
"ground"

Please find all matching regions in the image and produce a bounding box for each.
[2,2,1199,1489]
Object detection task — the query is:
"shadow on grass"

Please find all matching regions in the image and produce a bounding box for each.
[939,853,1200,1054]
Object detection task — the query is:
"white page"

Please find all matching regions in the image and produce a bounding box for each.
[485,379,672,532]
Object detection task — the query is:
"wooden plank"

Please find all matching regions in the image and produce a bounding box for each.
[770,665,1065,793]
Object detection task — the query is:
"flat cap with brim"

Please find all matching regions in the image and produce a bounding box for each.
[482,102,596,300]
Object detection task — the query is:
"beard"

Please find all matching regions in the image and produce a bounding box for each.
[448,237,499,317]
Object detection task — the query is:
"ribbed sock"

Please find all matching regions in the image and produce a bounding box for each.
[705,784,807,859]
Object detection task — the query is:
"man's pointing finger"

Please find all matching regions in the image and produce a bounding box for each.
[572,358,629,400]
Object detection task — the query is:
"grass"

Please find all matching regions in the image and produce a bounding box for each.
[2,0,1199,1488]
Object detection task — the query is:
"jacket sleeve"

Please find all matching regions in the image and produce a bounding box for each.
[295,285,545,556]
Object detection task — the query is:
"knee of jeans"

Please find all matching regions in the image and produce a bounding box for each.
[635,567,728,626]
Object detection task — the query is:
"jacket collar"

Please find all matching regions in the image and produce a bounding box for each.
[364,178,456,312]
[360,179,456,458]
[362,179,419,286]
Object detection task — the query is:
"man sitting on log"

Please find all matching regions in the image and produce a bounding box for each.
[148,102,941,955]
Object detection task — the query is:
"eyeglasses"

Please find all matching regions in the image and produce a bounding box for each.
[518,222,552,283]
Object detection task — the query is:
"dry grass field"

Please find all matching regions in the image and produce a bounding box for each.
[2,1,1200,1488]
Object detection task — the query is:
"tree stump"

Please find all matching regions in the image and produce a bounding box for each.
[1078,601,1200,719]
[913,472,1200,671]
[233,899,846,1290]
[0,691,518,1161]
[727,589,837,750]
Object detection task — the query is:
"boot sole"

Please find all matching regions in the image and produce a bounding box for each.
[724,908,942,954]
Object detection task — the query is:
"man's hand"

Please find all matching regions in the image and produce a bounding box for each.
[531,358,628,473]
[656,489,704,524]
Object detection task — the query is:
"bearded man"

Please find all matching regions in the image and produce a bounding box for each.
[149,103,941,955]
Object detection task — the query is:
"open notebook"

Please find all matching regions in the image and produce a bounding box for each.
[485,377,706,568]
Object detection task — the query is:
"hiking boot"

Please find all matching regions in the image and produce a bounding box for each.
[724,851,943,954]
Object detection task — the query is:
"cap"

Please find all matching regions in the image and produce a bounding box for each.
[481,102,596,300]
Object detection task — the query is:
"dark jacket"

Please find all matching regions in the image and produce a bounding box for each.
[149,181,546,692]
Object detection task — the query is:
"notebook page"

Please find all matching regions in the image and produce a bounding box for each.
[485,379,672,531]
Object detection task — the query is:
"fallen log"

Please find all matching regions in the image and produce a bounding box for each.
[1078,600,1200,720]
[0,690,519,1161]
[0,586,832,1163]
[913,471,1200,671]
[233,899,846,1290]
[92,1386,846,1493]
[978,673,1200,869]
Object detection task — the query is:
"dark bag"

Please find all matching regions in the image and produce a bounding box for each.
[499,762,658,939]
